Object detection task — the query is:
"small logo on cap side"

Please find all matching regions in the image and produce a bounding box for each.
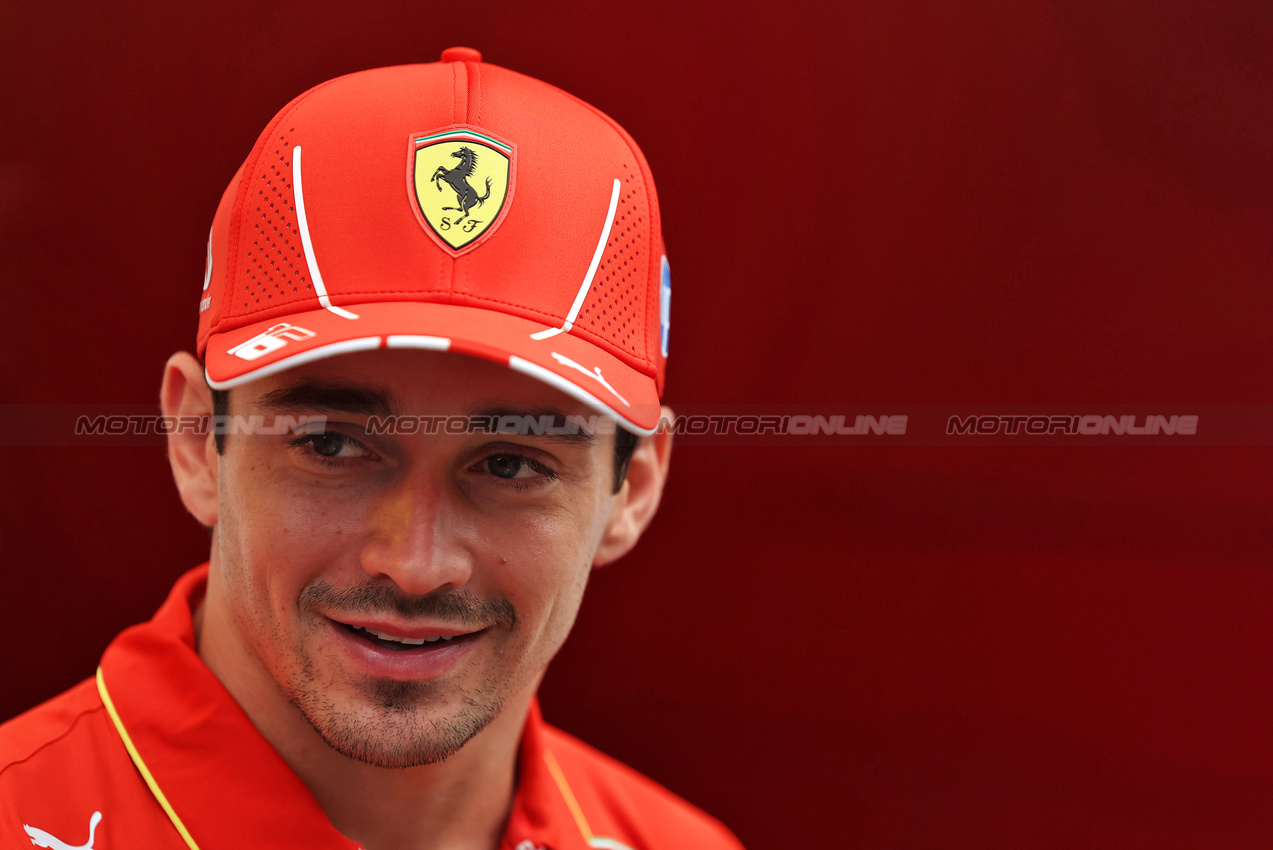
[551,351,629,407]
[410,127,515,254]
[228,323,316,361]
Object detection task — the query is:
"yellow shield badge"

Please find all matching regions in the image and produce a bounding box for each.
[410,128,514,254]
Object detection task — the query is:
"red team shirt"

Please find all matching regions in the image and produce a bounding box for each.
[0,566,741,849]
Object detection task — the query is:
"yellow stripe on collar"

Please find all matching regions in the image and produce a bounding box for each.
[96,667,203,850]
[542,748,636,850]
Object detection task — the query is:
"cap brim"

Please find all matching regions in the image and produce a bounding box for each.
[205,302,661,435]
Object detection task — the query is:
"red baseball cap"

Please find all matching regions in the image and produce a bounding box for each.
[197,47,670,434]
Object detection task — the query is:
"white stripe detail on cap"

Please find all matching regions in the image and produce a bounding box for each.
[530,178,621,340]
[385,335,451,351]
[292,145,360,321]
[205,337,382,389]
[508,356,654,436]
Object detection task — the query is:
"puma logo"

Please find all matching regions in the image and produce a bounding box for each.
[550,352,630,407]
[22,811,101,849]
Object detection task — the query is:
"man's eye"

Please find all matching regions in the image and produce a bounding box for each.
[485,454,536,479]
[295,432,367,459]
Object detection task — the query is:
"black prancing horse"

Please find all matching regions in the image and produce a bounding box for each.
[431,147,491,222]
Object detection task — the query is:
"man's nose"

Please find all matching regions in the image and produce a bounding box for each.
[359,476,474,596]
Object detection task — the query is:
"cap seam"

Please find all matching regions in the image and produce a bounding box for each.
[210,290,559,329]
[437,291,560,323]
[469,61,483,125]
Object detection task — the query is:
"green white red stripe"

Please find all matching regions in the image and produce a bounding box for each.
[413,129,512,152]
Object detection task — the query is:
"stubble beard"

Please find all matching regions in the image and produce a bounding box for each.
[284,655,510,769]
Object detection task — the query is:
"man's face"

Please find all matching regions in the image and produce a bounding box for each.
[210,349,622,768]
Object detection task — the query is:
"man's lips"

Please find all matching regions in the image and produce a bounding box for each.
[326,616,482,643]
[324,616,479,679]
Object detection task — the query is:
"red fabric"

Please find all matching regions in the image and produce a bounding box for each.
[0,565,741,850]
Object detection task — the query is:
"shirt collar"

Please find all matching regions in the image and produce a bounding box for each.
[99,564,587,850]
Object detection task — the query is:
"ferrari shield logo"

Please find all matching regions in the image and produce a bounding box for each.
[410,127,514,253]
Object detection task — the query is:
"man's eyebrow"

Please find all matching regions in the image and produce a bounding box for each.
[468,406,598,447]
[253,380,398,417]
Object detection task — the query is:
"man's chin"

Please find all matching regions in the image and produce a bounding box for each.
[287,678,506,769]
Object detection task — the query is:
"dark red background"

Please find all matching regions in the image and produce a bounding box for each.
[3,2,1272,847]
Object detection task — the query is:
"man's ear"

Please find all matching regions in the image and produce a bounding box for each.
[160,352,219,527]
[593,406,674,567]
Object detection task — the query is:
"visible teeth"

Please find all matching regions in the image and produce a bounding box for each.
[362,627,426,646]
[352,626,462,646]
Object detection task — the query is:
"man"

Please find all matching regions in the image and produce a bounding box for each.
[0,48,741,850]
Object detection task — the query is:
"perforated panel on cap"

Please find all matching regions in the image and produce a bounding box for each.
[233,128,315,316]
[576,161,648,363]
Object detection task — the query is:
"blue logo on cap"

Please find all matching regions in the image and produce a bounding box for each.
[659,255,671,358]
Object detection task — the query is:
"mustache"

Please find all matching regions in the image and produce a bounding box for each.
[300,580,516,629]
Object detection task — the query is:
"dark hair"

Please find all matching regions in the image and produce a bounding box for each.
[210,388,638,493]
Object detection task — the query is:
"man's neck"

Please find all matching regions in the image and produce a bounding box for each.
[194,567,528,850]
[278,711,523,850]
